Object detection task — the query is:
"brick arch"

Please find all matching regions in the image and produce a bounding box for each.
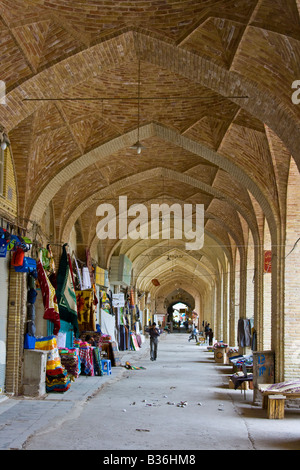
[136,254,217,293]
[124,234,232,281]
[57,133,266,242]
[2,30,299,165]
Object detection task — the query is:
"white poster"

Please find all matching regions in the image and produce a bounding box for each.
[112,293,125,307]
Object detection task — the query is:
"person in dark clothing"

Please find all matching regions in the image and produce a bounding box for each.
[205,323,210,341]
[208,328,214,346]
[147,322,160,361]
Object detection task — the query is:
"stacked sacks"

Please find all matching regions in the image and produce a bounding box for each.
[35,335,71,393]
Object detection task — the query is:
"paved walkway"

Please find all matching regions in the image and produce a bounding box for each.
[0,333,299,451]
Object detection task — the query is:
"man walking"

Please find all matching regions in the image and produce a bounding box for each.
[147,322,160,361]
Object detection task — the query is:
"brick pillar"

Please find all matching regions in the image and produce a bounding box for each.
[239,250,247,322]
[263,219,272,350]
[234,249,240,346]
[254,240,264,352]
[229,256,236,346]
[283,159,300,381]
[222,267,229,344]
[215,278,222,340]
[5,267,26,395]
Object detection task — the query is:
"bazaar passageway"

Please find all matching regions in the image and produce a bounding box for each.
[0,1,300,445]
[23,333,300,451]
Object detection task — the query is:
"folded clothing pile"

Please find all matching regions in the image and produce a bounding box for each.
[46,348,71,393]
[59,348,80,380]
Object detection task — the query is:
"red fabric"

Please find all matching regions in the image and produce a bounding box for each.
[37,258,60,335]
[11,247,24,266]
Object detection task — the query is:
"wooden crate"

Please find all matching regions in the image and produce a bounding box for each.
[267,395,286,419]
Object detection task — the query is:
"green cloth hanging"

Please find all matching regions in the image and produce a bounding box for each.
[56,244,79,338]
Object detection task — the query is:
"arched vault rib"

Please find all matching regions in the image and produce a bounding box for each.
[124,235,230,277]
[87,191,244,268]
[3,30,299,169]
[136,254,216,293]
[155,281,203,303]
[131,243,220,286]
[86,195,247,271]
[32,125,275,251]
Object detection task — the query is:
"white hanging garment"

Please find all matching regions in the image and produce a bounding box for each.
[82,266,91,289]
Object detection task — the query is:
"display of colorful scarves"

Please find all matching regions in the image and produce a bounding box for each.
[78,347,94,376]
[213,341,228,348]
[59,348,80,380]
[46,369,71,393]
[35,335,57,351]
[46,347,71,393]
[46,348,63,371]
[229,354,253,367]
[99,334,111,343]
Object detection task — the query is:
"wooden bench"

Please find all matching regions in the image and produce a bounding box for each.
[258,384,300,419]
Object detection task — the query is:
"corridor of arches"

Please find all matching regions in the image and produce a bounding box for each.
[0,0,299,406]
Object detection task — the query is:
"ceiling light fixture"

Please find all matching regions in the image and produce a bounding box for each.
[130,60,145,155]
[0,125,10,150]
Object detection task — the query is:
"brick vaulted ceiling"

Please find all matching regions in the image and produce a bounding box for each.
[1,0,300,292]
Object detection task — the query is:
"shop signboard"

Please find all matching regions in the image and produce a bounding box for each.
[112,293,125,307]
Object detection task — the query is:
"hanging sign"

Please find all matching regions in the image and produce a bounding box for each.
[264,250,272,273]
[112,293,125,307]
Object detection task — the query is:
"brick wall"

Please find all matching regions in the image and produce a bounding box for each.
[0,147,17,220]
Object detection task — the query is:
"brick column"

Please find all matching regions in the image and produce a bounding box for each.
[229,256,236,346]
[222,267,229,344]
[283,159,300,381]
[5,267,26,395]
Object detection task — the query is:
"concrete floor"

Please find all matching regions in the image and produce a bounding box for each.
[23,332,300,451]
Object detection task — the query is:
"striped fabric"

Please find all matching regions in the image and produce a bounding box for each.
[264,380,300,393]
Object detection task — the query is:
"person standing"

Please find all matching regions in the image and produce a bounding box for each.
[188,324,198,342]
[147,322,160,361]
[208,328,214,346]
[205,322,210,342]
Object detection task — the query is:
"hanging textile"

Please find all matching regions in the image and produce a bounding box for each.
[237,318,245,347]
[82,267,91,289]
[56,244,79,338]
[73,254,83,290]
[244,319,252,347]
[93,347,103,376]
[75,289,96,331]
[37,251,60,335]
[86,248,94,285]
[237,318,252,348]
